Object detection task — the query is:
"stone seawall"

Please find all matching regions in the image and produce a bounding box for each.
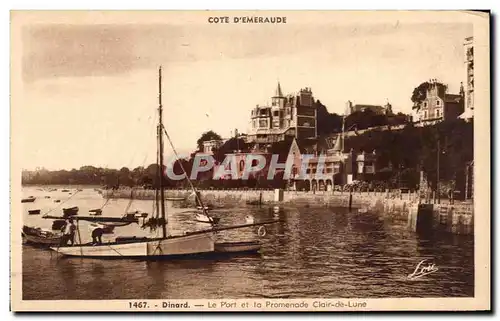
[101,188,473,235]
[102,188,417,217]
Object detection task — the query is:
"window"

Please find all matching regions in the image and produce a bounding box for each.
[274,111,279,117]
[423,102,427,108]
[239,160,245,172]
[259,119,268,127]
[436,109,440,117]
[436,100,440,106]
[424,111,427,119]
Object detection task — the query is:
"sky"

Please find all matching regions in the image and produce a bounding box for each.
[15,13,472,171]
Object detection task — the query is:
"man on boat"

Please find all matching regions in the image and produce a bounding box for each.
[61,218,76,246]
[89,223,104,245]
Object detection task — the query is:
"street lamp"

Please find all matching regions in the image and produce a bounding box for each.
[436,137,440,204]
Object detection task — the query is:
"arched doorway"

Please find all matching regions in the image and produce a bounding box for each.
[326,179,333,191]
[318,180,325,191]
[311,179,318,192]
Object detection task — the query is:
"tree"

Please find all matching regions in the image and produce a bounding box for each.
[315,100,343,135]
[411,81,447,110]
[196,130,222,152]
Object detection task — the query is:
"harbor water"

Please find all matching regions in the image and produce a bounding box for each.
[20,187,474,300]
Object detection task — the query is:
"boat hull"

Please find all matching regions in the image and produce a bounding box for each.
[214,241,261,253]
[22,232,62,246]
[195,214,220,224]
[51,233,215,258]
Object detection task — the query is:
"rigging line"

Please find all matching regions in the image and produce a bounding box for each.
[106,244,125,257]
[99,197,111,211]
[124,188,135,213]
[137,112,159,170]
[161,125,213,224]
[127,112,158,169]
[155,127,161,220]
[41,190,82,216]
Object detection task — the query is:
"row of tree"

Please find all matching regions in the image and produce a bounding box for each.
[23,119,473,193]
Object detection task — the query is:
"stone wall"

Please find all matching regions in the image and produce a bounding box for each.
[101,188,472,235]
[102,188,417,217]
[407,202,474,235]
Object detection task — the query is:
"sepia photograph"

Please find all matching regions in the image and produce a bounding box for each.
[10,10,490,311]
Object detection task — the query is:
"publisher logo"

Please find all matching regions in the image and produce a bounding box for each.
[408,259,438,280]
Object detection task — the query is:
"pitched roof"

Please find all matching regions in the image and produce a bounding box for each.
[331,135,343,152]
[274,81,283,97]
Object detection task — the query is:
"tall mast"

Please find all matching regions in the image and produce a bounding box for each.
[341,114,345,152]
[158,66,167,238]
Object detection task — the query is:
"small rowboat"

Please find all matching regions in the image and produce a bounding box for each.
[195,213,220,224]
[63,206,79,217]
[22,225,62,246]
[89,209,103,216]
[214,241,261,253]
[21,197,36,203]
[28,209,41,215]
[123,211,149,219]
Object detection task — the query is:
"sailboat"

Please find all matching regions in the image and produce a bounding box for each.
[49,67,278,258]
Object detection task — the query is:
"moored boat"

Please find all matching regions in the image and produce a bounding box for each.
[28,209,41,215]
[22,225,62,246]
[21,197,36,203]
[195,213,221,224]
[89,209,103,216]
[49,67,278,259]
[62,206,79,217]
[215,241,261,253]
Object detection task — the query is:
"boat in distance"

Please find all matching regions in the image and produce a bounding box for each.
[195,213,221,224]
[21,197,36,203]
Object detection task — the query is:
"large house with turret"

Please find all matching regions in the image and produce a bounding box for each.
[246,83,317,149]
[413,79,465,126]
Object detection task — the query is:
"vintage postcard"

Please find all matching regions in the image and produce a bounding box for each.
[10,10,490,312]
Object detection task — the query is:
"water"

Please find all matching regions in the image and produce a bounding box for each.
[20,186,474,300]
